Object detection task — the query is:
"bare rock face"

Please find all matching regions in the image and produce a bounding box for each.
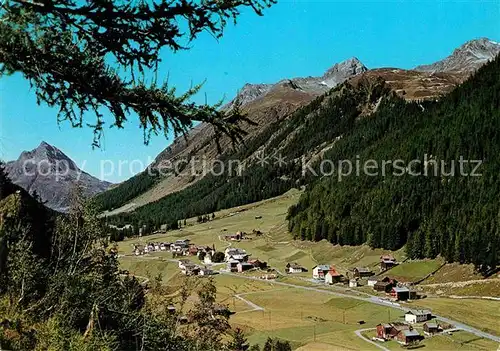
[5,142,112,212]
[415,38,500,73]
[224,57,368,109]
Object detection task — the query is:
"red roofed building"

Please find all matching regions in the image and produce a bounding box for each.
[325,266,343,284]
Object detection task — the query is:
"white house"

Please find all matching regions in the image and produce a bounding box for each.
[204,253,213,265]
[286,263,307,274]
[324,267,342,284]
[367,276,378,287]
[405,310,432,324]
[199,267,214,276]
[349,279,358,288]
[178,259,190,269]
[224,248,247,262]
[312,265,330,280]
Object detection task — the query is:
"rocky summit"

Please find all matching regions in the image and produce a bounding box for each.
[224,57,368,110]
[415,38,500,73]
[6,141,111,212]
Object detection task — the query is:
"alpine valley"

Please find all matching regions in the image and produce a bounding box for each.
[93,38,500,269]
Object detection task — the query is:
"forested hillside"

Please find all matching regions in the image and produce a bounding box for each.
[0,163,263,350]
[288,56,500,270]
[106,78,391,228]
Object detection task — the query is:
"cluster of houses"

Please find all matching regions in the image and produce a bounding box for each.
[375,309,445,346]
[225,247,268,273]
[133,239,216,261]
[223,229,263,242]
[178,259,215,276]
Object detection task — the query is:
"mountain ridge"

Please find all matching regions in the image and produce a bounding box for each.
[415,37,500,73]
[6,141,112,212]
[96,37,499,216]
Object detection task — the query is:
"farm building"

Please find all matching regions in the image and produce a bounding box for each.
[405,309,432,324]
[367,276,378,286]
[178,259,191,269]
[199,267,214,276]
[373,281,393,293]
[352,267,373,278]
[376,324,394,340]
[380,254,397,271]
[423,322,440,335]
[325,267,343,284]
[376,323,410,340]
[224,248,248,262]
[203,253,213,265]
[391,286,410,301]
[181,263,200,276]
[237,262,254,272]
[286,263,307,274]
[349,279,358,287]
[312,265,330,280]
[227,260,239,272]
[396,329,424,346]
[248,259,267,269]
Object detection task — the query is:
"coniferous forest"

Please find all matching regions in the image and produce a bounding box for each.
[288,56,500,270]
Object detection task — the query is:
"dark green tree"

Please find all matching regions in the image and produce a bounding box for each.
[0,0,274,147]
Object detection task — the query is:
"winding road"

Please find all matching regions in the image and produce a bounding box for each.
[354,328,390,351]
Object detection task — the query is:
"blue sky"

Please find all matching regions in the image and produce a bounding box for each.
[1,0,499,183]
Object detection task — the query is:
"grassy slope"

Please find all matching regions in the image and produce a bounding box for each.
[116,189,500,349]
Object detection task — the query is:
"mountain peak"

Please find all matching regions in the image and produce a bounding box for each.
[323,57,366,76]
[415,37,500,73]
[6,142,111,212]
[320,57,367,88]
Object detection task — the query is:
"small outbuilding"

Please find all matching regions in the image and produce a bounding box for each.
[227,260,239,272]
[423,322,440,335]
[367,276,378,287]
[286,263,307,274]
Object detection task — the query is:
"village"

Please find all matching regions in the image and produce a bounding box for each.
[132,230,276,279]
[130,232,458,348]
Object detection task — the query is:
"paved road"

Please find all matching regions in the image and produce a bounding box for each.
[218,270,500,344]
[354,328,390,351]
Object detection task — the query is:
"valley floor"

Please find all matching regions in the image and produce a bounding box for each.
[116,189,500,350]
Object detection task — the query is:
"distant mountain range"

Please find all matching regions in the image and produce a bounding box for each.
[6,142,111,212]
[223,57,367,110]
[9,38,498,215]
[96,37,500,216]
